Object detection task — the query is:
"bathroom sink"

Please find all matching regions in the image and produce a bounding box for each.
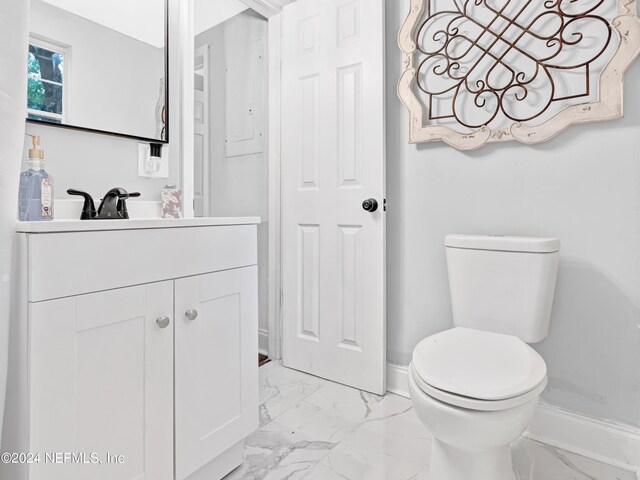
[16,217,261,233]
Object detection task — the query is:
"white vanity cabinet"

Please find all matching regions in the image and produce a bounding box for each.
[29,282,175,480]
[2,219,260,480]
[175,268,258,479]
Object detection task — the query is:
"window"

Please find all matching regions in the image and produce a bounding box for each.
[27,38,67,123]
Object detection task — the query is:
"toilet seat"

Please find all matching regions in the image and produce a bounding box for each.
[411,327,548,411]
[410,363,547,411]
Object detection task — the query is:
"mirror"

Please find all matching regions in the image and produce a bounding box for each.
[27,0,168,142]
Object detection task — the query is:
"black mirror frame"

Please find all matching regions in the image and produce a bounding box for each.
[26,0,170,144]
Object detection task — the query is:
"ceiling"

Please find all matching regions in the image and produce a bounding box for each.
[41,0,165,48]
[194,0,248,36]
[39,0,297,48]
[267,0,297,8]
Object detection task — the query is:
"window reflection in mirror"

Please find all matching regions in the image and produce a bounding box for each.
[28,40,65,124]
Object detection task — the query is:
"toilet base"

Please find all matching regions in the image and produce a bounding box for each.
[429,439,516,480]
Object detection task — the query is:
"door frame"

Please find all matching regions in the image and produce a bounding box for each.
[179,0,286,359]
[194,44,210,217]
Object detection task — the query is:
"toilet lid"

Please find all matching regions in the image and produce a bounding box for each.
[412,327,547,401]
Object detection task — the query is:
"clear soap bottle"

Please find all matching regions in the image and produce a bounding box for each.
[18,134,54,221]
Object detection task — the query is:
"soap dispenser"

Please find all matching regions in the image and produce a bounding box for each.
[18,134,54,221]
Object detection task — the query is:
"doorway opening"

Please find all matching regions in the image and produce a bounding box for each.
[193,0,270,359]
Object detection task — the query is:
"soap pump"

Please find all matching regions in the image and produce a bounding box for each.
[18,134,54,221]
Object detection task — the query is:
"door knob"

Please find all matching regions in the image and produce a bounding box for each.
[362,198,378,212]
[185,309,199,321]
[156,316,171,329]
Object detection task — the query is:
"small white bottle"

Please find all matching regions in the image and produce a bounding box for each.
[18,134,54,221]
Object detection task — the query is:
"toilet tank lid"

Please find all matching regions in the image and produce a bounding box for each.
[445,234,560,253]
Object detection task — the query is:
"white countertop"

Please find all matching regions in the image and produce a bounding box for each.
[16,217,262,233]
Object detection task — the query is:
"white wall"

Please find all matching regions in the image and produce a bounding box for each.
[23,123,171,200]
[386,0,640,427]
[31,0,164,140]
[195,10,269,332]
[0,0,29,445]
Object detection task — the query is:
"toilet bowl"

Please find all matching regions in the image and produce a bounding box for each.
[409,328,548,480]
[410,235,560,480]
[409,372,537,480]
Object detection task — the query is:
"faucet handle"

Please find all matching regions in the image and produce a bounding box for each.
[117,191,141,219]
[67,189,96,220]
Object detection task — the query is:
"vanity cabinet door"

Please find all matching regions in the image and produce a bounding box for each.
[28,282,174,480]
[175,266,259,480]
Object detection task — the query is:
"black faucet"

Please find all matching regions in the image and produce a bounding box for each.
[67,188,141,220]
[96,188,141,219]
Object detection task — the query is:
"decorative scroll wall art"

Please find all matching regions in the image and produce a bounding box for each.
[398,0,640,150]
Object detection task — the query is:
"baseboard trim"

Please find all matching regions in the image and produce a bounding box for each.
[258,328,269,356]
[386,363,411,398]
[386,362,640,473]
[526,403,640,473]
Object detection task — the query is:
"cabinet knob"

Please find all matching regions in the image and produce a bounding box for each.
[185,309,199,321]
[156,316,171,329]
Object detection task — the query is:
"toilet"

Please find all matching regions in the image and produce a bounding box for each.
[409,234,560,480]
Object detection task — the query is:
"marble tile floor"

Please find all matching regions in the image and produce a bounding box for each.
[224,361,636,480]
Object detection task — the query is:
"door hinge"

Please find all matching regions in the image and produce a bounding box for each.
[384,199,387,212]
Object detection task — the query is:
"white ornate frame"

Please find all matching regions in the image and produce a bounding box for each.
[398,0,640,150]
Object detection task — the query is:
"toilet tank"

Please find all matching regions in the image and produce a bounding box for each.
[445,235,560,343]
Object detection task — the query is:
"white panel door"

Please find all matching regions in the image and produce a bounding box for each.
[281,0,386,394]
[174,266,259,480]
[194,45,209,217]
[28,282,174,480]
